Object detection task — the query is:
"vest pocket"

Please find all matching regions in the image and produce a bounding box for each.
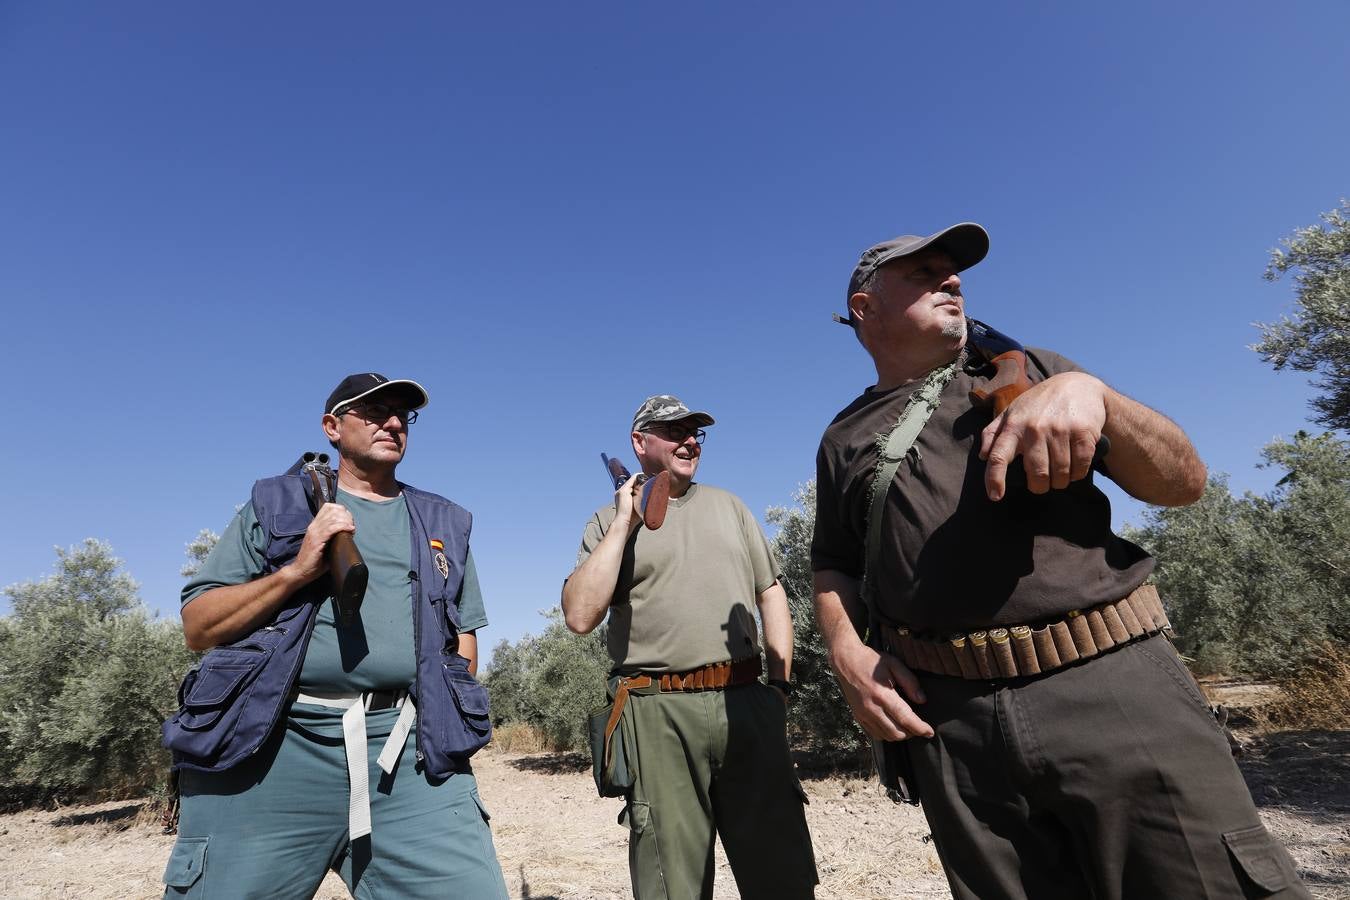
[172,644,271,738]
[441,663,492,757]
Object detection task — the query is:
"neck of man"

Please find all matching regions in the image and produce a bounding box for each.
[667,473,692,499]
[336,459,401,500]
[872,340,964,392]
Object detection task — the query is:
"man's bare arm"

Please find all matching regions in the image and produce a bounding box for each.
[459,631,480,676]
[561,476,643,634]
[980,372,1206,506]
[181,503,354,652]
[812,569,932,741]
[756,580,793,684]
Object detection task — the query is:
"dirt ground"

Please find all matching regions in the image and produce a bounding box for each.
[1,731,1346,899]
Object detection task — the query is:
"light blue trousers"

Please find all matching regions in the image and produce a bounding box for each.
[164,703,508,899]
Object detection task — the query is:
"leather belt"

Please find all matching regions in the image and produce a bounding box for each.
[880,584,1172,680]
[602,657,764,764]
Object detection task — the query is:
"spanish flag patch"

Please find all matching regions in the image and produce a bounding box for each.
[429,539,444,550]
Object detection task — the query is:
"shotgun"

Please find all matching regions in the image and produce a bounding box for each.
[966,317,1110,460]
[297,451,368,626]
[600,453,671,530]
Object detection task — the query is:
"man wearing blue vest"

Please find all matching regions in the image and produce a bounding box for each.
[161,373,508,899]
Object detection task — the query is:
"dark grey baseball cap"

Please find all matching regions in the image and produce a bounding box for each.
[631,395,715,433]
[837,222,990,326]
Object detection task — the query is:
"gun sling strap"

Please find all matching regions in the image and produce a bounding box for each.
[860,354,1172,680]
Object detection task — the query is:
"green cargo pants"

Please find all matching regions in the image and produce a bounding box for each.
[163,702,508,899]
[618,679,817,900]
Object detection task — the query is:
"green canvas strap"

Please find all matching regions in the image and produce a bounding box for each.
[861,358,959,615]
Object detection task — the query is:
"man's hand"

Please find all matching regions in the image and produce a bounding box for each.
[613,474,645,535]
[813,570,933,741]
[289,502,356,584]
[830,639,934,741]
[980,371,1106,501]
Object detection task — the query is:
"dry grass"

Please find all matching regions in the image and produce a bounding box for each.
[1253,643,1350,732]
[491,721,557,754]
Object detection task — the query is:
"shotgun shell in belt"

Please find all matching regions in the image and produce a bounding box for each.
[989,627,1017,677]
[1010,625,1040,676]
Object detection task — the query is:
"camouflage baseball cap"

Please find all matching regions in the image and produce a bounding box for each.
[631,395,715,433]
[837,222,989,326]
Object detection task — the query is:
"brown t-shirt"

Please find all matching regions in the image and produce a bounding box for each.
[574,483,780,674]
[811,347,1153,634]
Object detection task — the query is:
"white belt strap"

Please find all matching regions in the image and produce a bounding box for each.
[295,691,415,840]
[377,697,417,775]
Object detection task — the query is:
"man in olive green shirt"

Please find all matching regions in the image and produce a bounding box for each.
[563,395,817,900]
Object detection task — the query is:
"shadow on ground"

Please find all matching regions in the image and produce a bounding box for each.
[1239,729,1350,818]
[52,803,144,828]
[507,751,590,775]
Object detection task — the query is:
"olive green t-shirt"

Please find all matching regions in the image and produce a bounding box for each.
[811,347,1153,634]
[573,483,780,674]
[183,490,487,693]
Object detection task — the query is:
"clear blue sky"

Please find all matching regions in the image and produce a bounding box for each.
[2,2,1345,655]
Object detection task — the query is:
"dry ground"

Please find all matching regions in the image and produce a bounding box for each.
[1,731,1346,899]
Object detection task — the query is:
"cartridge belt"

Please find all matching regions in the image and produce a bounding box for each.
[879,584,1172,680]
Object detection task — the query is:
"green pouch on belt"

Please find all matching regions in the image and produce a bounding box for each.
[587,702,634,797]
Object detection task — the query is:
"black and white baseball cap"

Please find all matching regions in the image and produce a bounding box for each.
[324,373,429,416]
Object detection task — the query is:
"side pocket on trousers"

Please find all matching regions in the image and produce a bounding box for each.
[1222,824,1296,895]
[162,836,208,896]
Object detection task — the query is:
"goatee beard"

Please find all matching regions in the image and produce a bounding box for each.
[940,316,967,341]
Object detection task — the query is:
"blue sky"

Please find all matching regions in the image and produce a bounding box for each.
[1,2,1346,655]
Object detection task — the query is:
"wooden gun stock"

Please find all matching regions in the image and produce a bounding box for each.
[600,453,671,530]
[966,318,1110,462]
[300,451,368,626]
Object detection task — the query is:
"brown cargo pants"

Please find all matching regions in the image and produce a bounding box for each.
[905,634,1309,899]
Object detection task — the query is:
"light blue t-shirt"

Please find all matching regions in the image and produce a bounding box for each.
[184,491,486,693]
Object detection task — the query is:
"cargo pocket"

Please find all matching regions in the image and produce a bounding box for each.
[442,664,492,757]
[1223,824,1295,896]
[162,836,207,896]
[620,801,665,894]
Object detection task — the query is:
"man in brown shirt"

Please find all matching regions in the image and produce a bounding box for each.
[812,223,1308,899]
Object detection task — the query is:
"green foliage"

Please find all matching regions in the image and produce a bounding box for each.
[180,528,220,579]
[766,481,869,763]
[1124,432,1350,678]
[1256,200,1350,431]
[0,540,196,806]
[482,610,610,752]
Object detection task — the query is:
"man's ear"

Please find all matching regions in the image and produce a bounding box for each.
[848,291,871,326]
[322,413,342,444]
[631,430,646,461]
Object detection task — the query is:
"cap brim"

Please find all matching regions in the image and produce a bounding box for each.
[640,410,716,429]
[873,222,989,274]
[329,379,429,415]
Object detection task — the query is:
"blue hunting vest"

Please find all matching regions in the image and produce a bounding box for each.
[162,474,491,778]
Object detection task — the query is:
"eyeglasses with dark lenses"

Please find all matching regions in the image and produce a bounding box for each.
[340,403,418,425]
[645,423,706,444]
